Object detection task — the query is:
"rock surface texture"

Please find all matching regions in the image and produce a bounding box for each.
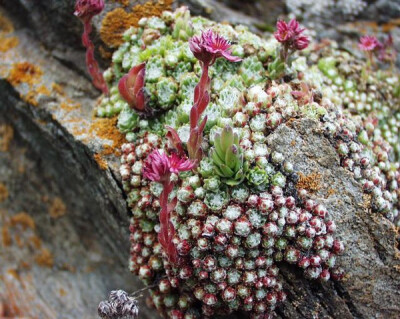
[0,1,399,319]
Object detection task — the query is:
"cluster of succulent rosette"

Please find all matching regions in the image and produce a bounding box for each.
[93,6,399,319]
[98,290,139,319]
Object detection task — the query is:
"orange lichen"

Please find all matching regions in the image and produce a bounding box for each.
[286,118,296,128]
[296,172,322,192]
[29,235,42,249]
[89,117,126,156]
[363,194,372,210]
[112,0,130,7]
[48,197,67,219]
[71,126,89,136]
[60,101,81,112]
[51,83,65,96]
[0,36,18,52]
[100,0,173,47]
[0,183,9,202]
[382,18,400,32]
[36,85,51,96]
[94,153,108,170]
[6,269,20,281]
[0,14,14,33]
[327,188,336,197]
[0,124,14,152]
[346,18,400,34]
[19,261,31,269]
[100,8,138,47]
[35,248,54,268]
[21,91,38,107]
[7,62,43,87]
[132,0,174,22]
[14,234,24,248]
[10,212,35,230]
[59,288,67,297]
[2,226,11,246]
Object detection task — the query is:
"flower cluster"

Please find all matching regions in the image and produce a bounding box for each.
[359,34,397,67]
[143,150,195,183]
[189,29,241,66]
[358,35,380,52]
[74,0,104,22]
[142,150,195,264]
[142,150,170,182]
[274,19,309,62]
[74,0,108,94]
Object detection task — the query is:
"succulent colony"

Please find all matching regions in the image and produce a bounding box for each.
[77,3,400,319]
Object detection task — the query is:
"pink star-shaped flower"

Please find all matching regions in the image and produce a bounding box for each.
[189,29,241,66]
[358,35,380,52]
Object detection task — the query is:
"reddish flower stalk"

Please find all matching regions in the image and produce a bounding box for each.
[143,150,195,264]
[166,30,240,162]
[274,19,309,63]
[74,0,108,94]
[118,63,147,114]
[377,34,397,66]
[186,30,241,162]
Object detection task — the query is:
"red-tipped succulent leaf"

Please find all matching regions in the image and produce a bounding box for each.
[118,63,146,113]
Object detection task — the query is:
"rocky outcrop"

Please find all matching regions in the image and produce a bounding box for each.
[0,1,399,318]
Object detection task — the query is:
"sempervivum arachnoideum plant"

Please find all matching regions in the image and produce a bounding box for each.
[211,126,248,186]
[93,6,400,319]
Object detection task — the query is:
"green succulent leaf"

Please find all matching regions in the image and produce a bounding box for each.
[233,132,240,146]
[211,148,226,167]
[211,125,245,185]
[214,133,226,159]
[221,126,234,151]
[225,145,239,169]
[214,165,226,177]
[219,163,234,177]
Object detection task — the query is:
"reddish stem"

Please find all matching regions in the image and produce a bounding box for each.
[82,20,109,94]
[158,177,179,264]
[187,63,210,162]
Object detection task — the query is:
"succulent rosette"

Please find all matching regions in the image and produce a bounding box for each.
[98,7,400,319]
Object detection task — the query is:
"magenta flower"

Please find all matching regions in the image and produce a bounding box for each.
[142,150,170,182]
[74,0,104,22]
[74,0,108,95]
[189,29,241,66]
[358,35,380,52]
[168,153,196,173]
[142,150,196,182]
[118,63,147,113]
[142,150,196,265]
[274,19,309,51]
